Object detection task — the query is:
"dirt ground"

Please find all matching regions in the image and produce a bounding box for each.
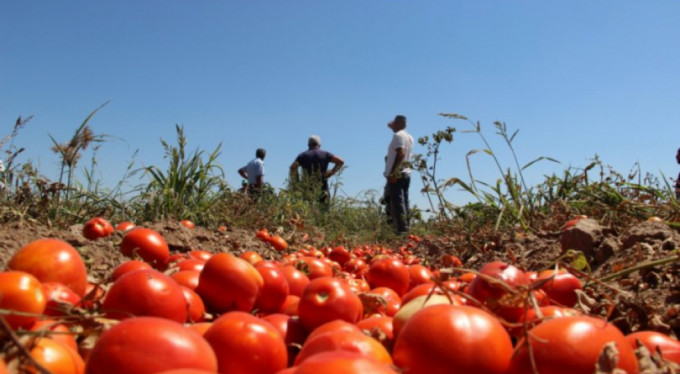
[1,217,679,339]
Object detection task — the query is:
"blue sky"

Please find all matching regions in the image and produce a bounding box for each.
[1,1,679,212]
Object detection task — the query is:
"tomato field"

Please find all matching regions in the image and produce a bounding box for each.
[0,213,680,374]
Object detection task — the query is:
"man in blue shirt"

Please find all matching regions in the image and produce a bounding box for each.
[238,148,266,197]
[290,135,344,205]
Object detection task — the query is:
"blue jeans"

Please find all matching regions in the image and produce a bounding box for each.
[388,175,410,233]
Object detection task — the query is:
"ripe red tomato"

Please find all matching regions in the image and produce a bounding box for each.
[85,317,218,374]
[29,319,78,351]
[328,246,352,266]
[174,258,206,272]
[512,305,581,337]
[9,238,88,297]
[255,228,271,242]
[155,370,217,374]
[80,282,105,310]
[240,250,264,265]
[298,277,363,331]
[466,261,531,322]
[119,228,170,268]
[82,216,114,240]
[292,351,398,374]
[42,282,81,316]
[279,295,300,316]
[204,311,287,374]
[306,320,361,342]
[195,253,263,313]
[27,337,85,374]
[0,271,46,329]
[364,287,402,317]
[626,331,680,364]
[170,270,201,290]
[254,263,290,314]
[180,219,195,229]
[295,330,392,366]
[357,315,394,341]
[110,260,152,282]
[115,221,135,231]
[297,257,333,279]
[102,269,188,323]
[261,313,308,346]
[393,304,513,374]
[407,264,433,289]
[345,277,371,294]
[536,269,582,307]
[180,286,205,323]
[268,235,288,251]
[188,249,213,261]
[281,265,309,293]
[0,358,7,374]
[366,257,410,296]
[508,315,639,374]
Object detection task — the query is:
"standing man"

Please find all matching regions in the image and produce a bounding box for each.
[384,115,414,234]
[290,135,344,205]
[238,148,266,197]
[675,147,680,199]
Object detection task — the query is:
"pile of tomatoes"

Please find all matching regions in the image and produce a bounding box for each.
[1,217,679,374]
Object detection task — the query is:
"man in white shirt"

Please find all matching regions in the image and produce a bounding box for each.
[238,148,266,197]
[384,115,414,234]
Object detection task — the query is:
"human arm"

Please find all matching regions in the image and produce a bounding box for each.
[386,147,406,183]
[324,155,345,179]
[238,166,248,180]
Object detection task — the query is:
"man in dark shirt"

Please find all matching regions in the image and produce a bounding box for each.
[290,135,345,204]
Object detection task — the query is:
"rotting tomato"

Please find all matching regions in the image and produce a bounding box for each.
[102,269,188,323]
[82,216,114,240]
[195,253,263,313]
[85,317,218,374]
[204,311,287,374]
[0,271,46,329]
[9,238,88,297]
[626,331,680,364]
[119,228,170,269]
[298,277,363,331]
[507,315,639,374]
[393,304,513,374]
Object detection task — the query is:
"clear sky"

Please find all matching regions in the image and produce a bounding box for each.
[2,1,679,212]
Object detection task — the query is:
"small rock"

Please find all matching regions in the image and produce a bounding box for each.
[561,218,604,258]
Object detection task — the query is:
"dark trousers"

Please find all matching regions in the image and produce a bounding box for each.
[388,175,410,233]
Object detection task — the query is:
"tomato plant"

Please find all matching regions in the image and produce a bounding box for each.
[0,271,46,329]
[102,269,188,323]
[82,216,114,240]
[9,238,88,297]
[85,317,218,374]
[195,253,263,313]
[298,277,363,331]
[204,311,287,374]
[119,228,170,269]
[508,315,639,374]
